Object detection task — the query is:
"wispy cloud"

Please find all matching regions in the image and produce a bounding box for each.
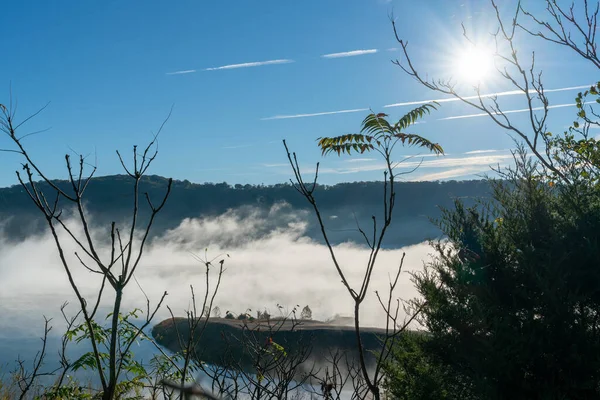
[384,84,591,108]
[464,149,500,154]
[262,163,289,168]
[398,154,513,169]
[262,84,592,122]
[167,59,293,75]
[205,59,294,71]
[410,167,486,181]
[321,49,378,59]
[343,158,377,163]
[308,153,513,175]
[438,102,589,121]
[261,107,369,121]
[166,69,197,75]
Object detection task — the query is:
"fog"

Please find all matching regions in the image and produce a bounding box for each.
[0,202,434,361]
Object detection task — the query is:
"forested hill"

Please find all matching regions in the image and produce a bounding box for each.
[0,175,492,246]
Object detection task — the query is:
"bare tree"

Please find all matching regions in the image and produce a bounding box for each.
[51,302,82,389]
[519,0,600,69]
[160,379,223,400]
[0,101,172,400]
[284,108,444,399]
[166,251,226,397]
[12,317,57,400]
[300,306,312,321]
[304,349,359,400]
[215,306,316,400]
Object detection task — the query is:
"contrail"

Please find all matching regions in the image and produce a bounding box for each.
[321,49,378,58]
[438,101,593,121]
[166,69,197,75]
[261,108,370,121]
[384,85,592,108]
[262,84,592,121]
[204,59,294,71]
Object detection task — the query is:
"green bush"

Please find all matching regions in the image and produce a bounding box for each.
[398,150,600,399]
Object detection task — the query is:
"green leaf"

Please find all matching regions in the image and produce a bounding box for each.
[317,102,443,157]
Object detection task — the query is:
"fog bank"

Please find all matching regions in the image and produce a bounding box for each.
[0,203,433,348]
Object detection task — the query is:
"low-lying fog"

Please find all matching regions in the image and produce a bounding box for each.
[0,202,434,365]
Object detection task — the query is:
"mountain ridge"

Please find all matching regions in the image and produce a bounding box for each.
[0,175,493,246]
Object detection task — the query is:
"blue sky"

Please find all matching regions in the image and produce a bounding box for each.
[0,0,596,187]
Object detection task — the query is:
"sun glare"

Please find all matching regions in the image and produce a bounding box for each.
[453,45,494,85]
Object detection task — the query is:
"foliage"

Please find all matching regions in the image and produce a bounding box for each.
[41,377,94,400]
[317,105,443,157]
[65,310,149,396]
[256,310,271,320]
[403,147,600,399]
[382,332,472,400]
[236,313,255,321]
[300,305,312,320]
[224,312,235,320]
[547,81,600,185]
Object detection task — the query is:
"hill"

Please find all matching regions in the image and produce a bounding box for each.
[0,175,492,246]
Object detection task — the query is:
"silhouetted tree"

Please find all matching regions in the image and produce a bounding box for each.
[300,305,312,320]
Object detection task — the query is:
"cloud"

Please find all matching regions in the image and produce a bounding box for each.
[409,167,486,181]
[262,163,289,168]
[204,59,294,71]
[464,149,500,154]
[438,101,591,121]
[262,84,591,121]
[321,49,378,59]
[166,69,197,75]
[343,158,377,163]
[0,205,431,348]
[311,153,513,175]
[261,107,369,121]
[406,153,513,169]
[384,84,591,108]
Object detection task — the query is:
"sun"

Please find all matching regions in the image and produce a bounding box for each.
[453,45,495,85]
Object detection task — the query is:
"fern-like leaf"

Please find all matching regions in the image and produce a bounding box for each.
[394,102,439,131]
[317,134,377,156]
[361,113,394,137]
[394,133,444,155]
[317,102,442,157]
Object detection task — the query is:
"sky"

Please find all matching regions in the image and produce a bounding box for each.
[0,0,597,187]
